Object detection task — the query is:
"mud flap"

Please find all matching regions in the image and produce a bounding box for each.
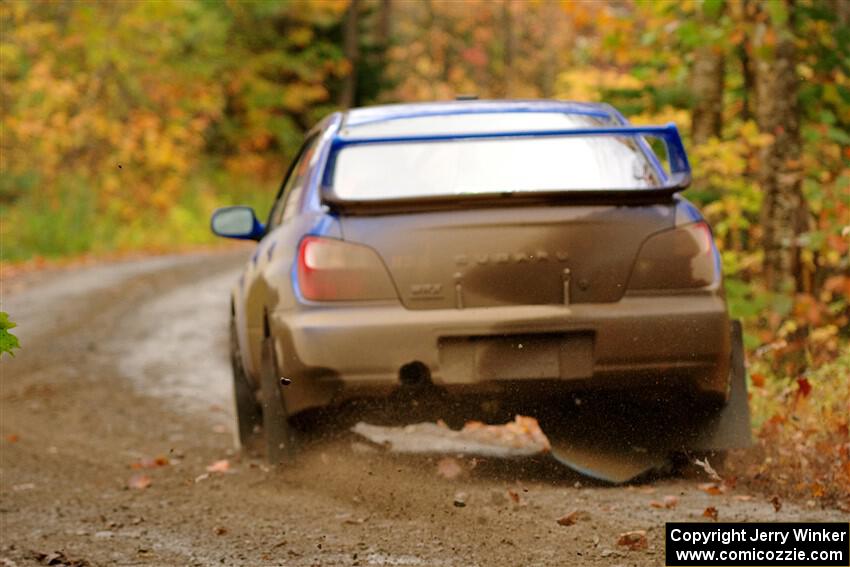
[688,319,753,451]
[545,319,752,482]
[548,443,669,484]
[261,337,295,465]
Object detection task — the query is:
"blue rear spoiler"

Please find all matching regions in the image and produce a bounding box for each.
[322,123,691,213]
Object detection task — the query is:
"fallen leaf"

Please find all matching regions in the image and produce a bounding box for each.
[206,459,230,473]
[698,482,725,496]
[5,434,19,443]
[556,510,589,526]
[617,530,648,550]
[127,474,152,490]
[507,488,521,504]
[771,495,782,512]
[131,456,169,470]
[694,458,722,482]
[213,526,227,536]
[436,457,463,480]
[733,494,754,501]
[703,506,719,521]
[650,495,679,509]
[796,377,812,398]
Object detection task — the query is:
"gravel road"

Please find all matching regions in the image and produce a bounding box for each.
[1,251,843,566]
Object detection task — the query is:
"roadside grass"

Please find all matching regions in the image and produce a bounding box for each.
[733,350,850,510]
[2,169,274,263]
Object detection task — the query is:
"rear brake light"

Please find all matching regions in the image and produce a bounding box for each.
[296,236,397,301]
[628,221,719,290]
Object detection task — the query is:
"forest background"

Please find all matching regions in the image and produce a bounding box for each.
[1,0,849,505]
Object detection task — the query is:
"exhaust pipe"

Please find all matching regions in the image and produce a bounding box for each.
[399,361,431,387]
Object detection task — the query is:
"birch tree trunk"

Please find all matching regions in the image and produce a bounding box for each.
[754,1,808,292]
[691,47,725,143]
[690,4,725,144]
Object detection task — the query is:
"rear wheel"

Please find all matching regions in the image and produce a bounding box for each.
[230,316,262,451]
[259,336,295,464]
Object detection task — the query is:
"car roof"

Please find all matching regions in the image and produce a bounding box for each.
[341,99,626,128]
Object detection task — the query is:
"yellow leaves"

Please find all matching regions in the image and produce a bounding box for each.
[693,139,748,178]
[553,69,643,103]
[738,120,774,148]
[224,154,279,179]
[281,83,329,113]
[290,27,314,47]
[797,63,814,80]
[630,107,690,128]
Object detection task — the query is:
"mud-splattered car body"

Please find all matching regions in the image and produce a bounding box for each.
[212,100,749,462]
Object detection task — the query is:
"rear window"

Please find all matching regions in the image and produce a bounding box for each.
[330,114,661,200]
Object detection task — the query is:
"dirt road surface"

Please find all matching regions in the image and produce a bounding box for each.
[1,251,843,566]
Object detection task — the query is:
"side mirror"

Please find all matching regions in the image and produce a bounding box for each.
[210,206,265,241]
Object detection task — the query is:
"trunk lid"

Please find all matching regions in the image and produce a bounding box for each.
[339,204,675,310]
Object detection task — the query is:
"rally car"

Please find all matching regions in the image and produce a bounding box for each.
[211,100,750,465]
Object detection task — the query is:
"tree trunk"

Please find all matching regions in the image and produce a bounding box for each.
[691,46,725,143]
[834,0,850,26]
[377,0,391,47]
[501,0,514,98]
[738,41,755,122]
[539,0,558,98]
[733,0,756,122]
[754,2,807,292]
[690,3,726,145]
[339,0,360,109]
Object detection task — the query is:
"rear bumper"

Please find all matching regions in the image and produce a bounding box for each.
[271,293,731,413]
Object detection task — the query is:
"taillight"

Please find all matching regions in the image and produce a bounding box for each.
[628,221,719,290]
[296,236,397,301]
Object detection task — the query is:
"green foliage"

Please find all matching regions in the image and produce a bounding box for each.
[0,312,20,357]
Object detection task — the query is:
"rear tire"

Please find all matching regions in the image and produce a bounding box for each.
[259,336,295,464]
[230,316,262,451]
